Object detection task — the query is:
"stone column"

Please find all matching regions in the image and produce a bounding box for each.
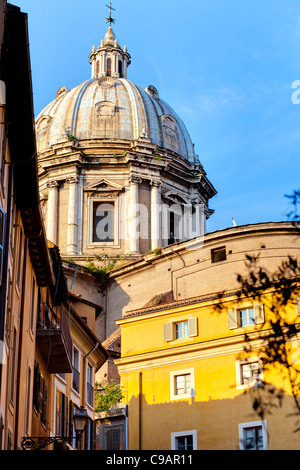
[46,180,59,244]
[150,180,162,250]
[66,177,79,254]
[128,176,141,254]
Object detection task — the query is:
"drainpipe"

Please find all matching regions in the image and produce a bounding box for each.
[138,372,142,450]
[125,404,128,450]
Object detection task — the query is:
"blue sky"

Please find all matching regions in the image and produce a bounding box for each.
[9,0,300,233]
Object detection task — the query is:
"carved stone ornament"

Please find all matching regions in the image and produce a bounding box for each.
[47,180,59,189]
[84,178,123,193]
[98,76,114,88]
[129,176,142,185]
[66,177,79,185]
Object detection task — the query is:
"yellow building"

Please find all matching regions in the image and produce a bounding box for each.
[116,226,300,450]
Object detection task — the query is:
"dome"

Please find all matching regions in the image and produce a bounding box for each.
[35,27,197,162]
[36,78,197,162]
[36,26,216,261]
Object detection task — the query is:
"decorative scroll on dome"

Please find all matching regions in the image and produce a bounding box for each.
[145,85,159,100]
[55,86,68,100]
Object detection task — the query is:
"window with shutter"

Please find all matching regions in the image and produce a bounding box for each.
[228,305,264,330]
[164,318,198,342]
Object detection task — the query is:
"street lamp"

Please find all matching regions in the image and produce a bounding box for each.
[73,407,88,435]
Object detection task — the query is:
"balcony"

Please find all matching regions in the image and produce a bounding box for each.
[36,303,73,374]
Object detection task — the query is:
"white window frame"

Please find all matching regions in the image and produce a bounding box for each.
[170,368,195,400]
[174,320,189,340]
[87,196,120,247]
[236,357,264,390]
[171,430,197,450]
[238,420,268,450]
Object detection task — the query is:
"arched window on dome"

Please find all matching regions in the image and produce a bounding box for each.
[107,58,111,77]
[118,60,123,78]
[96,61,100,77]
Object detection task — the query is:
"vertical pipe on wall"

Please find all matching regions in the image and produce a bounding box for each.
[138,372,142,450]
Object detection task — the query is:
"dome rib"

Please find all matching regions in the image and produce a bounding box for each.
[71,79,96,137]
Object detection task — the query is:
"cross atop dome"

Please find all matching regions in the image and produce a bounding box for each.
[105,2,116,27]
[89,3,131,79]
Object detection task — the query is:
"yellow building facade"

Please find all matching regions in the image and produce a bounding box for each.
[116,228,300,450]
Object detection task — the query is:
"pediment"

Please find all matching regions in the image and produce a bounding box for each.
[84,178,124,193]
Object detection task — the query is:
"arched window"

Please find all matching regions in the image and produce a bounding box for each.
[107,58,111,77]
[118,60,123,78]
[96,61,100,77]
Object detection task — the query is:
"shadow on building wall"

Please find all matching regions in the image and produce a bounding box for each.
[121,382,300,450]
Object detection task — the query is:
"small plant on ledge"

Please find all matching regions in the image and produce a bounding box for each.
[66,131,79,143]
[95,380,123,413]
[147,248,162,256]
[85,262,109,285]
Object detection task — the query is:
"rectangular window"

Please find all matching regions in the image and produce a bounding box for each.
[33,362,48,424]
[168,209,183,245]
[16,226,23,286]
[170,368,195,400]
[239,307,255,327]
[239,421,268,450]
[175,435,193,450]
[171,430,197,450]
[211,246,226,263]
[175,374,191,396]
[72,348,80,393]
[4,271,12,343]
[228,304,265,330]
[92,201,114,243]
[236,359,263,390]
[164,317,198,342]
[175,321,189,339]
[106,428,121,450]
[56,390,69,437]
[10,328,17,404]
[86,363,94,406]
[30,276,36,330]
